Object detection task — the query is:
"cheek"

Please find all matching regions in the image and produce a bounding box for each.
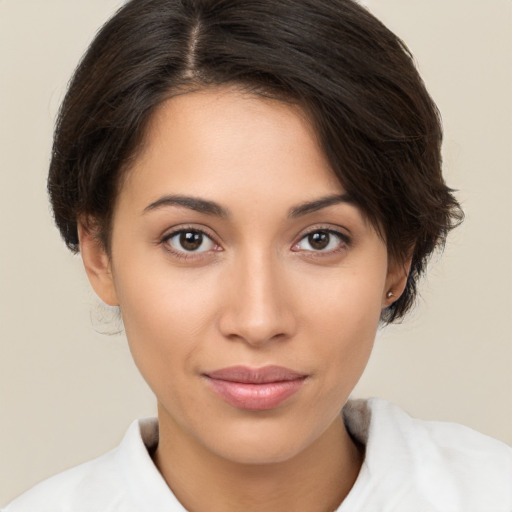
[300,259,385,338]
[111,256,221,386]
[298,260,386,384]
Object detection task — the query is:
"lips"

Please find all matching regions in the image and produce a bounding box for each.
[203,365,307,411]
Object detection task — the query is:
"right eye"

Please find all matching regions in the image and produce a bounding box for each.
[164,229,217,254]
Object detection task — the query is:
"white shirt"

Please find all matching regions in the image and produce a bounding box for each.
[3,398,512,511]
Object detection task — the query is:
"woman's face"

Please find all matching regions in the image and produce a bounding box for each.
[84,88,402,464]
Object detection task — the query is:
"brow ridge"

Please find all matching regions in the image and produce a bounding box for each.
[143,195,228,217]
[288,194,354,218]
[144,193,353,219]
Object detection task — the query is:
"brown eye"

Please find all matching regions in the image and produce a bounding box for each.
[166,229,215,253]
[307,231,330,250]
[180,231,203,251]
[293,229,348,253]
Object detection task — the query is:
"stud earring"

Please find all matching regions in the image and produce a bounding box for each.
[386,291,394,299]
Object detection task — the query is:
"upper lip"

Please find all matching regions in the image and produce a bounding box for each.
[204,365,307,384]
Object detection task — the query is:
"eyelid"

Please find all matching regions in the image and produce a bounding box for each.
[158,223,350,260]
[160,225,222,259]
[291,225,351,253]
[299,224,351,241]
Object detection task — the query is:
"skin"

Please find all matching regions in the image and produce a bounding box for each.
[79,87,408,512]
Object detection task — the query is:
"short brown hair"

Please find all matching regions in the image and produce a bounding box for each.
[48,0,463,322]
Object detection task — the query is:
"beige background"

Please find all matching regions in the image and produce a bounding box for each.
[1,0,511,505]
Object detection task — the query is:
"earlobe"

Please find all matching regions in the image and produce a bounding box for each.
[383,257,412,307]
[77,222,119,306]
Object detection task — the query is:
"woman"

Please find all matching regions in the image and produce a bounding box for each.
[3,0,511,510]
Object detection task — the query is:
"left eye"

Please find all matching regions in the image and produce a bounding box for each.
[165,230,216,253]
[294,230,346,252]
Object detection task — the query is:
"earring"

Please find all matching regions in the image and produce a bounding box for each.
[386,291,394,299]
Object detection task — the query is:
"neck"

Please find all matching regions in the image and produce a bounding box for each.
[153,405,363,512]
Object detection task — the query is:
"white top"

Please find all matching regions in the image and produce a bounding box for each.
[3,398,512,511]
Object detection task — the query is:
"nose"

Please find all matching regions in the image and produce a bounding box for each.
[218,251,297,346]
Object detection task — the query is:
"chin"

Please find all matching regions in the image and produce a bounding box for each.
[194,415,327,467]
[214,437,308,466]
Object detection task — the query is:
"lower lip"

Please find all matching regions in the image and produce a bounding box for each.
[205,377,306,411]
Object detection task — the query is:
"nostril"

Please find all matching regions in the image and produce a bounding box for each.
[218,304,296,346]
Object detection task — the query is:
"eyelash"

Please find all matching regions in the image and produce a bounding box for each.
[160,226,351,261]
[161,226,220,261]
[291,227,351,256]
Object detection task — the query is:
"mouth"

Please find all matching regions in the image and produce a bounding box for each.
[203,365,308,411]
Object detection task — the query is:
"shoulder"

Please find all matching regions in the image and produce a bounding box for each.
[2,418,176,512]
[342,398,512,511]
[2,446,123,511]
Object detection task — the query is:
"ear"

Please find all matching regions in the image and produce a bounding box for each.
[77,221,119,306]
[383,255,412,308]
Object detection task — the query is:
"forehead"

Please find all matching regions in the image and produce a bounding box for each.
[120,87,344,208]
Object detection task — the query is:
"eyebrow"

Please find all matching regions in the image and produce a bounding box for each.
[143,195,229,217]
[143,192,354,218]
[288,193,355,218]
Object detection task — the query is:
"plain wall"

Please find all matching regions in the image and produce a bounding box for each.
[1,0,510,505]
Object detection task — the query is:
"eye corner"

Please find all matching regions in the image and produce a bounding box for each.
[292,227,351,255]
[159,226,222,261]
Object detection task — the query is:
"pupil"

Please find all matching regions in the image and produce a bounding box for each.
[309,231,329,250]
[180,231,202,251]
